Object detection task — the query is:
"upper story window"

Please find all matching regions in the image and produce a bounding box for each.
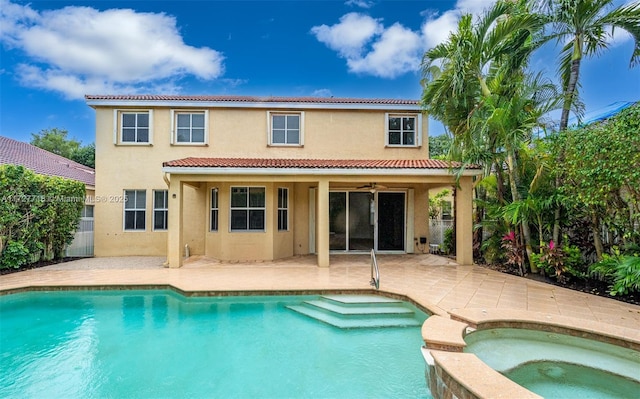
[114,110,153,145]
[268,111,304,146]
[172,110,208,144]
[385,113,422,147]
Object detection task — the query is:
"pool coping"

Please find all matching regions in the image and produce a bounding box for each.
[421,309,640,399]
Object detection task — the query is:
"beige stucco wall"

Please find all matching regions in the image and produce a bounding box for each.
[93,106,430,258]
[91,103,482,264]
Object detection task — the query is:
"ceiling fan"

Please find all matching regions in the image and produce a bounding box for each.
[356,182,388,190]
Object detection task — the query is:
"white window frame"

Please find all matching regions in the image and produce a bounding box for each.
[123,189,146,231]
[113,109,153,145]
[441,200,453,220]
[277,187,289,231]
[229,186,266,232]
[81,205,94,219]
[170,110,209,145]
[153,190,168,231]
[267,111,304,146]
[210,188,219,232]
[385,113,422,147]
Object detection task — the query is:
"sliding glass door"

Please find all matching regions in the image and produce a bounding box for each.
[329,191,404,252]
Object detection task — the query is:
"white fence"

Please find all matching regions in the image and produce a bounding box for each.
[429,220,454,245]
[65,218,94,257]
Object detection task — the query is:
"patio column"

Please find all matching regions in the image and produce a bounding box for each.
[316,179,330,267]
[455,176,474,265]
[167,177,184,268]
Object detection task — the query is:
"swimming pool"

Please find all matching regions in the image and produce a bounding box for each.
[0,290,430,398]
[464,328,640,398]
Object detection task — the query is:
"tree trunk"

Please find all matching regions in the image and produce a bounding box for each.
[506,149,536,273]
[554,50,582,245]
[590,212,604,261]
[495,161,506,205]
[473,186,486,260]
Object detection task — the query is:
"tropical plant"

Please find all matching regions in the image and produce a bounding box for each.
[533,0,640,132]
[442,227,455,255]
[502,230,526,275]
[549,103,640,259]
[421,1,566,271]
[531,0,640,243]
[0,165,84,268]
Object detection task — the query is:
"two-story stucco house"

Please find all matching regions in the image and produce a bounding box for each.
[85,95,480,268]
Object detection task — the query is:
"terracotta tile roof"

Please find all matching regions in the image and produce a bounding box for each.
[0,136,95,186]
[162,157,473,170]
[85,94,418,106]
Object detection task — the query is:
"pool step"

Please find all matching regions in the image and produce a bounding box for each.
[287,295,422,329]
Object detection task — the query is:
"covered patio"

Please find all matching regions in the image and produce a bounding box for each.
[162,157,481,268]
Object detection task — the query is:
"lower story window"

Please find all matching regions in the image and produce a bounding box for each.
[124,190,146,231]
[278,188,288,231]
[211,189,219,231]
[153,190,168,230]
[230,186,265,231]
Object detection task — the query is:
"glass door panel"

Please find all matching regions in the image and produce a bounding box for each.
[348,192,374,251]
[377,192,405,251]
[329,192,346,250]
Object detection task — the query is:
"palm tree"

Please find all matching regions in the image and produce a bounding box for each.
[533,0,640,243]
[421,1,558,271]
[533,0,640,132]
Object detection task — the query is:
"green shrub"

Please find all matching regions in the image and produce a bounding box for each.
[610,256,640,296]
[441,227,455,255]
[0,241,30,269]
[0,165,84,269]
[532,239,584,283]
[589,252,640,296]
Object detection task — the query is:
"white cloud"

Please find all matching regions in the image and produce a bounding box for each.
[310,13,383,59]
[311,13,420,78]
[347,23,421,78]
[310,0,505,79]
[0,0,224,99]
[420,10,459,50]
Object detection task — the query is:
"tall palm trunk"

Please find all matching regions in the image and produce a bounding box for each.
[506,148,537,273]
[554,51,583,244]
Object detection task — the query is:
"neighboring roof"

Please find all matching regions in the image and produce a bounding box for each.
[0,136,95,187]
[85,94,420,111]
[568,101,636,127]
[162,157,481,176]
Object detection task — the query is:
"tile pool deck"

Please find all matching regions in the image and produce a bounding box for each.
[1,254,639,330]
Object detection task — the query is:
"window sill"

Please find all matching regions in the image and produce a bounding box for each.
[385,144,421,148]
[171,143,209,146]
[117,143,153,146]
[267,144,304,148]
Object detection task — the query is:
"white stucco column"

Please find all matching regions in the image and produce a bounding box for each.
[167,177,184,268]
[455,176,474,265]
[316,179,330,267]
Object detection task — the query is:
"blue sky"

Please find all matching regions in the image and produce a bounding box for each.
[1,0,638,145]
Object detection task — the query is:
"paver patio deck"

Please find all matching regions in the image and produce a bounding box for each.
[1,254,639,331]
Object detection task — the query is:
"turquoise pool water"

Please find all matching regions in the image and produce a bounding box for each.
[506,360,640,399]
[0,290,430,398]
[464,328,640,399]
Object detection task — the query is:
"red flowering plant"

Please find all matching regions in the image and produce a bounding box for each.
[501,231,525,276]
[539,240,567,283]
